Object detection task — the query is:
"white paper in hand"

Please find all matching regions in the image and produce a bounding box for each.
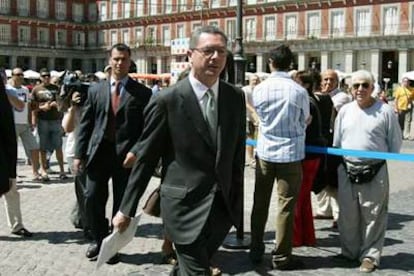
[96,213,142,269]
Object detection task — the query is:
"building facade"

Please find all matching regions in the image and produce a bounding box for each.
[1,0,414,86]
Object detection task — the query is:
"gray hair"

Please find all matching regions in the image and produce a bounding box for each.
[351,70,374,85]
[189,25,228,49]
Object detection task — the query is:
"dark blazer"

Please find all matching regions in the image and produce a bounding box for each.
[75,77,152,165]
[0,81,17,196]
[120,78,246,244]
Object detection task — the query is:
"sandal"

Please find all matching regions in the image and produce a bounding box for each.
[41,174,50,182]
[210,266,222,276]
[59,173,68,180]
[32,175,43,182]
[161,251,177,265]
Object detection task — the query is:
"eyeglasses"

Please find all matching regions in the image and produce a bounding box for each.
[192,47,228,58]
[13,73,24,77]
[352,82,370,89]
[41,74,51,78]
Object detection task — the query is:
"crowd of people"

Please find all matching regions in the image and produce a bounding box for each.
[0,25,406,275]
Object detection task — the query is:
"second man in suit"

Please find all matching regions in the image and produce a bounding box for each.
[73,43,152,262]
[113,26,246,275]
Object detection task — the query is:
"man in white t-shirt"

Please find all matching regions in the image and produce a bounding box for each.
[6,67,44,181]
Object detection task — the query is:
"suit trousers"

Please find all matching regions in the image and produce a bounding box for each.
[250,159,302,264]
[3,178,25,232]
[171,192,232,276]
[293,158,320,247]
[84,139,131,243]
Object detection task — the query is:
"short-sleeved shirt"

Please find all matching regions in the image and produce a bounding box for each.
[253,71,310,163]
[32,83,63,121]
[6,84,30,124]
[333,100,402,164]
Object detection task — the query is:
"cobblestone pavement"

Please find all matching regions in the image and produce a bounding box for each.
[1,141,413,276]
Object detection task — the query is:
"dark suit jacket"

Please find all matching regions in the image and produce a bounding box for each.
[0,81,17,196]
[75,77,152,165]
[120,78,246,244]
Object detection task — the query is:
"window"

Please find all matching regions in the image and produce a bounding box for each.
[209,21,218,27]
[192,22,202,32]
[18,26,30,45]
[225,19,235,48]
[135,27,143,46]
[228,0,236,7]
[226,19,236,41]
[164,0,172,13]
[98,31,105,46]
[124,0,131,18]
[0,24,11,44]
[246,0,256,5]
[162,25,171,46]
[73,3,84,22]
[56,30,66,46]
[211,0,219,8]
[111,1,118,19]
[122,29,130,45]
[37,0,49,18]
[136,0,144,17]
[88,31,96,47]
[88,3,97,21]
[0,0,10,14]
[37,27,49,45]
[194,0,202,11]
[307,12,320,38]
[264,16,276,41]
[177,0,185,12]
[355,9,371,37]
[245,18,256,42]
[146,26,156,45]
[177,24,185,38]
[100,2,107,21]
[383,6,398,35]
[17,0,29,16]
[74,31,85,47]
[285,14,297,39]
[111,30,118,45]
[331,10,345,37]
[149,0,157,15]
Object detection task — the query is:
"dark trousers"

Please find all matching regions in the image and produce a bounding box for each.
[250,159,302,264]
[85,140,131,244]
[171,193,232,276]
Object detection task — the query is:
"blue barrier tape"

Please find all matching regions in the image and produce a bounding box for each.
[246,139,414,162]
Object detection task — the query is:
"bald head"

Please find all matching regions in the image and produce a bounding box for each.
[321,69,339,93]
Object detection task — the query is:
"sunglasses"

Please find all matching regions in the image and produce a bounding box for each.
[13,73,24,76]
[41,74,51,78]
[352,82,370,89]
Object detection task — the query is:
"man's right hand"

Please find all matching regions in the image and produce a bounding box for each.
[112,211,131,233]
[73,158,84,176]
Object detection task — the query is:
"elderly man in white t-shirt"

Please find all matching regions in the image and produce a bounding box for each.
[333,70,401,273]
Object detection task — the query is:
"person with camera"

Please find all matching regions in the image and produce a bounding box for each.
[334,70,401,273]
[31,68,66,181]
[61,90,90,238]
[393,77,414,139]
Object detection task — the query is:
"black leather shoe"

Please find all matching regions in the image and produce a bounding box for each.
[106,253,120,265]
[12,228,33,237]
[86,243,100,260]
[272,258,305,271]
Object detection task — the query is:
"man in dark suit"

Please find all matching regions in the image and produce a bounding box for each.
[0,79,16,197]
[73,43,152,262]
[113,26,246,275]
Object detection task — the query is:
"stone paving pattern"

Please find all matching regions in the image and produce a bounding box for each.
[1,141,414,276]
